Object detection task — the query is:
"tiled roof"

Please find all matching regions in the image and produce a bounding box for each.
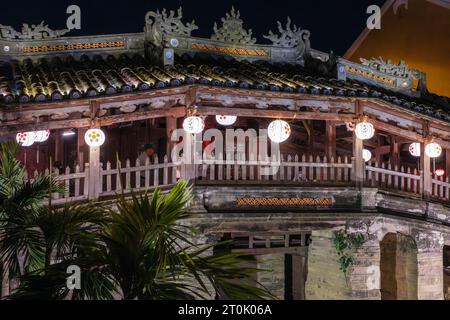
[0,53,449,122]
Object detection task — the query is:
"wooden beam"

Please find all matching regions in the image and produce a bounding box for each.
[196,106,354,122]
[0,107,186,134]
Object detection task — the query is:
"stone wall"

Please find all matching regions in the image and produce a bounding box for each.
[305,231,352,300]
[256,254,285,300]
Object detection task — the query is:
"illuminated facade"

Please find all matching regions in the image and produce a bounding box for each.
[0,6,449,300]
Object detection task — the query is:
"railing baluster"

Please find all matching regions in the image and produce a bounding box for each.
[309,155,314,181]
[400,166,405,191]
[297,154,302,182]
[413,168,419,194]
[163,156,169,185]
[387,163,392,189]
[330,156,335,181]
[337,156,342,181]
[135,158,141,190]
[153,155,159,186]
[116,160,122,192]
[218,159,223,181]
[234,159,239,181]
[106,162,111,192]
[322,156,328,182]
[125,159,131,191]
[287,155,293,181]
[145,157,150,187]
[446,177,450,200]
[74,165,80,197]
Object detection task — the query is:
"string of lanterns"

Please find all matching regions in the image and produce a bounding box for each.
[408,142,442,158]
[16,130,50,147]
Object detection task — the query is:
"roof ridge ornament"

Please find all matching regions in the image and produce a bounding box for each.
[263,17,311,61]
[0,21,69,40]
[211,6,257,45]
[145,7,198,46]
[360,56,410,78]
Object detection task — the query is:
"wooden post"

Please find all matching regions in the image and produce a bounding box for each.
[421,142,432,198]
[325,121,336,159]
[166,116,177,159]
[390,136,400,168]
[88,146,101,200]
[292,254,306,300]
[353,133,364,187]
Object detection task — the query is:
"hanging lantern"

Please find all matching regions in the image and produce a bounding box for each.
[435,169,445,177]
[215,115,237,126]
[355,121,375,140]
[183,116,205,134]
[268,120,291,143]
[16,132,35,147]
[84,129,105,147]
[425,142,442,158]
[33,129,50,143]
[362,149,372,162]
[409,143,421,157]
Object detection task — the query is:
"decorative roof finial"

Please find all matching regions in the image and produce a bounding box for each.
[211,6,256,45]
[264,17,311,61]
[0,21,69,40]
[145,7,198,46]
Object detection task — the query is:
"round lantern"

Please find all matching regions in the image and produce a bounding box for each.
[84,129,105,147]
[409,143,421,157]
[33,130,50,143]
[362,149,372,162]
[215,115,237,126]
[16,132,34,147]
[425,142,442,158]
[435,169,445,177]
[355,121,375,140]
[183,116,205,134]
[268,120,291,143]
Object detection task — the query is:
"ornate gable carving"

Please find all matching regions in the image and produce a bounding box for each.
[145,7,198,45]
[211,7,256,45]
[0,21,69,40]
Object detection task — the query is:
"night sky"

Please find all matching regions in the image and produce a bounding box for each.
[0,0,386,56]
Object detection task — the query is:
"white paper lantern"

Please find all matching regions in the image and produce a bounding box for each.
[84,129,106,147]
[435,169,445,177]
[355,122,375,140]
[16,132,35,147]
[409,143,421,157]
[33,130,50,143]
[215,115,237,126]
[268,120,291,143]
[362,149,372,162]
[183,116,205,134]
[425,142,442,158]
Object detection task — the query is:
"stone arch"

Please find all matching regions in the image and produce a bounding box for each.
[380,233,418,300]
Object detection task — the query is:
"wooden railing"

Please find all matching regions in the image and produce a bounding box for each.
[100,156,181,197]
[432,175,450,201]
[365,161,422,196]
[28,154,450,204]
[197,154,353,184]
[27,165,89,205]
